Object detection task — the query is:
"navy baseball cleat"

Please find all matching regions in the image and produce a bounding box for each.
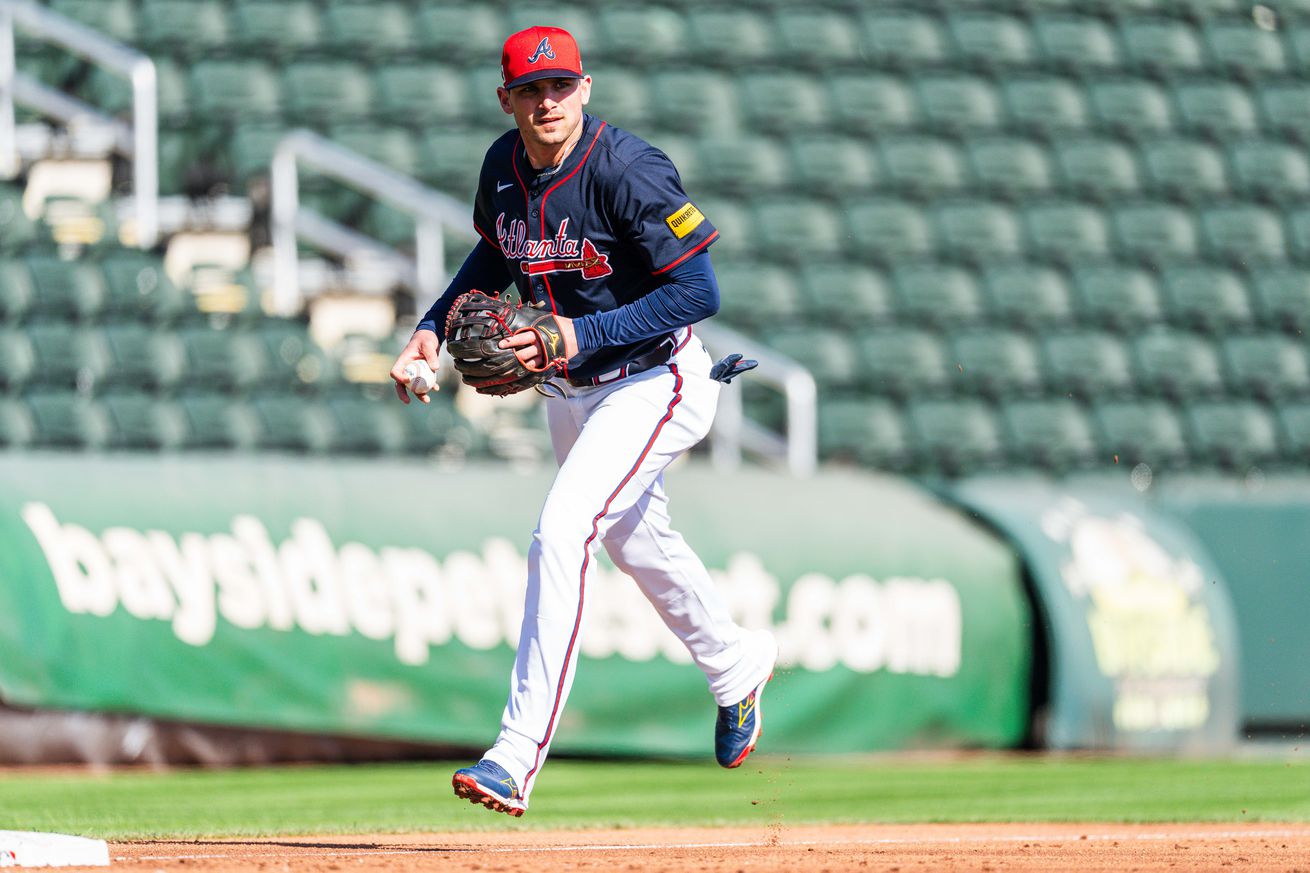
[452,759,527,817]
[715,672,773,769]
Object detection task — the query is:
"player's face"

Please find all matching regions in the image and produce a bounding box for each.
[499,76,592,151]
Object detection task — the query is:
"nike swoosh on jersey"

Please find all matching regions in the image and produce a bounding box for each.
[497,181,514,192]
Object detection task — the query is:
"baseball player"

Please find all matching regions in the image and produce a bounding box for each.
[389,26,777,817]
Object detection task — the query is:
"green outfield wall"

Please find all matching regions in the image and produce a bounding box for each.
[0,454,1031,756]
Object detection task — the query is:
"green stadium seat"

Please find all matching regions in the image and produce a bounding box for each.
[694,198,751,258]
[223,122,289,188]
[1139,138,1228,201]
[999,399,1097,470]
[137,0,229,55]
[649,70,738,135]
[416,128,490,194]
[715,263,802,328]
[1022,201,1110,260]
[99,252,185,323]
[230,1,321,58]
[1221,334,1310,399]
[825,74,917,135]
[25,391,110,450]
[103,393,187,451]
[374,64,466,128]
[1288,205,1310,259]
[797,263,893,324]
[1276,399,1310,463]
[48,0,136,43]
[878,136,966,197]
[905,398,1004,475]
[1173,80,1258,137]
[0,327,33,391]
[1199,204,1286,261]
[818,398,910,470]
[1118,18,1204,73]
[177,394,259,450]
[738,74,829,132]
[1249,266,1310,332]
[414,4,504,62]
[965,136,1054,196]
[1069,263,1164,330]
[399,399,470,456]
[1132,329,1225,398]
[845,199,934,261]
[787,136,878,199]
[321,1,413,57]
[0,188,37,254]
[282,61,373,125]
[322,395,408,455]
[1112,202,1198,262]
[1041,330,1135,396]
[1203,21,1286,76]
[1003,76,1091,133]
[24,255,105,321]
[685,9,775,66]
[188,61,280,122]
[586,70,651,132]
[1160,265,1252,331]
[1184,400,1278,469]
[83,58,190,129]
[856,328,951,397]
[0,259,33,322]
[775,10,863,67]
[596,8,686,65]
[249,394,333,454]
[650,135,699,190]
[1088,78,1174,137]
[1289,24,1310,70]
[945,12,1035,67]
[100,324,185,392]
[177,326,265,392]
[1169,0,1247,15]
[981,262,1074,325]
[1092,399,1188,467]
[1227,140,1310,203]
[949,329,1043,398]
[1256,82,1310,141]
[1053,138,1141,199]
[1032,14,1121,70]
[891,262,985,326]
[251,319,329,393]
[0,397,34,448]
[860,10,947,67]
[914,75,1002,130]
[768,328,861,391]
[697,137,789,196]
[932,200,1023,258]
[328,124,419,177]
[753,198,845,262]
[360,202,415,249]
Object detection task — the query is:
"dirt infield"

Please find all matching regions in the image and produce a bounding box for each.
[110,823,1310,872]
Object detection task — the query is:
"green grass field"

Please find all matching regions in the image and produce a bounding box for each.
[0,755,1305,839]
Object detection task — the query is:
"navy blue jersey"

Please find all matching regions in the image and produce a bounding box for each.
[472,113,717,380]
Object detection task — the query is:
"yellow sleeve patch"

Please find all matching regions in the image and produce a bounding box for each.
[665,201,706,239]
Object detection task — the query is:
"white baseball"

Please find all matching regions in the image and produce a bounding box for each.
[404,360,436,394]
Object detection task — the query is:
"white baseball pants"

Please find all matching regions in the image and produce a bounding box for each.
[482,332,776,803]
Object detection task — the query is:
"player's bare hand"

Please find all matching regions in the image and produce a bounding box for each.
[499,316,577,369]
[390,328,442,405]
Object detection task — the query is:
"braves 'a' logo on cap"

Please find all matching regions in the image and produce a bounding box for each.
[528,37,555,64]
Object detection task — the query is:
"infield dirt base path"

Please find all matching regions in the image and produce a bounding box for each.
[110,823,1310,872]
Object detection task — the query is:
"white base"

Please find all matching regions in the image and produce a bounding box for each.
[0,831,109,868]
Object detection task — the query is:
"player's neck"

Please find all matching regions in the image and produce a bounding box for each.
[522,120,586,171]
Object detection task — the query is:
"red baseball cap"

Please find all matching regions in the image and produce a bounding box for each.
[501,26,584,91]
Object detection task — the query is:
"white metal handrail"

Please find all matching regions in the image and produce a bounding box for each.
[271,128,472,316]
[697,320,817,477]
[0,0,157,248]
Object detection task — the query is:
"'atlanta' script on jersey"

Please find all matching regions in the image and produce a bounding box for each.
[496,215,614,280]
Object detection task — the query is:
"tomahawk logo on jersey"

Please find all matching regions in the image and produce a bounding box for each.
[471,113,718,381]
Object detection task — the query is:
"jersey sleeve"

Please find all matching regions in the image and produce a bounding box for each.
[609,151,718,275]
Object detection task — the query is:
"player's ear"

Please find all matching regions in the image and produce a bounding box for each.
[497,86,513,115]
[578,76,592,106]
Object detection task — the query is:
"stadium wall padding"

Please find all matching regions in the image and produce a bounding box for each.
[0,453,1031,755]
